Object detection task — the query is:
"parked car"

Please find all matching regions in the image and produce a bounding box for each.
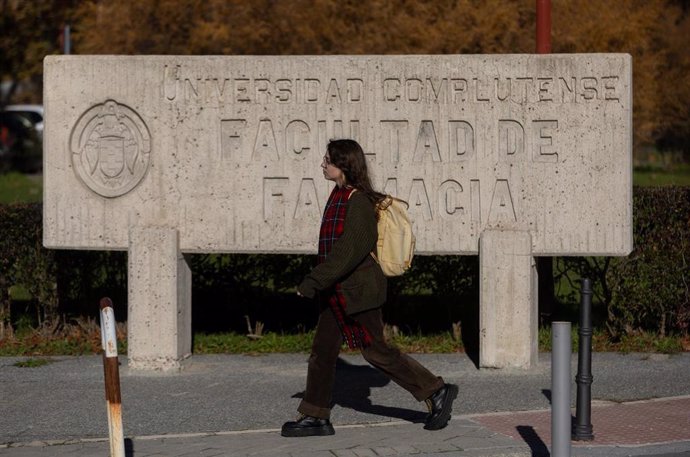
[3,104,44,139]
[0,111,42,173]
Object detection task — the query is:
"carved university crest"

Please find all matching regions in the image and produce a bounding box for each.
[70,100,151,197]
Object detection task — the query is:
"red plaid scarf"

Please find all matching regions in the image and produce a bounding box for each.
[318,186,372,349]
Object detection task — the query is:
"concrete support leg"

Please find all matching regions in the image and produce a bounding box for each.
[127,227,192,371]
[479,230,538,369]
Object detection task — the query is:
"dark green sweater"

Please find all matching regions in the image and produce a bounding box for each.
[297,191,387,314]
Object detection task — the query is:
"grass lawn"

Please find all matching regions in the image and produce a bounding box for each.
[0,171,42,203]
[1,166,687,295]
[1,325,687,357]
[0,164,687,206]
[633,163,690,186]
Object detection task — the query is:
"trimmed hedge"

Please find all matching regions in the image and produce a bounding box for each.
[0,186,688,336]
[555,186,690,337]
[607,186,689,336]
[0,203,56,329]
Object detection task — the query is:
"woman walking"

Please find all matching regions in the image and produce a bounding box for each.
[281,139,458,437]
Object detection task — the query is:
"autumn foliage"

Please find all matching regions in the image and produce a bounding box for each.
[1,0,689,158]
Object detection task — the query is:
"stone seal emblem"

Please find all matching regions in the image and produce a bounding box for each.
[70,100,151,197]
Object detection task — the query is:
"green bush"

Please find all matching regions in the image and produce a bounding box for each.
[0,203,56,331]
[608,186,690,336]
[53,249,127,320]
[189,253,315,333]
[556,186,690,338]
[0,203,127,329]
[1,186,688,338]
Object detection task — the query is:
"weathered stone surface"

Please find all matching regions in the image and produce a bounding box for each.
[44,54,632,256]
[43,54,632,369]
[127,226,191,371]
[480,230,537,368]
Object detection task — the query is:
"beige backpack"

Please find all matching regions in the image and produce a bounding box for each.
[371,196,415,276]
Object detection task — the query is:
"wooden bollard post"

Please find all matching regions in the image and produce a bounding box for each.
[100,297,125,457]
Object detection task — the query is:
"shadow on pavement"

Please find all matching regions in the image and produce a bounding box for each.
[517,425,550,457]
[125,438,134,456]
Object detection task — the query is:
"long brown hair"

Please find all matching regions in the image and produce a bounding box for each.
[327,139,386,206]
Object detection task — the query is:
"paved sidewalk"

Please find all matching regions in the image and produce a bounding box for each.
[472,396,690,447]
[1,353,689,456]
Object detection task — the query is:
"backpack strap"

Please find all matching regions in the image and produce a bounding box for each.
[346,188,374,259]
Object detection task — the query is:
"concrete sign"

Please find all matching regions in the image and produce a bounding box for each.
[44,55,632,370]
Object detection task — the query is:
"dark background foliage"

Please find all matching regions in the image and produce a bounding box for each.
[1,187,688,339]
[2,0,689,159]
[1,0,689,341]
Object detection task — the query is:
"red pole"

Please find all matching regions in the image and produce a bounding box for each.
[536,0,552,54]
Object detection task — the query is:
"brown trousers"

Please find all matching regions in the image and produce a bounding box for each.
[297,306,445,419]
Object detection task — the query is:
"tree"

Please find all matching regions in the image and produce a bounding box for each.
[552,0,687,159]
[70,0,687,156]
[3,0,686,151]
[656,4,690,158]
[0,0,79,106]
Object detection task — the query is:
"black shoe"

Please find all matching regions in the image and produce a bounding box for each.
[424,383,459,430]
[281,414,335,437]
